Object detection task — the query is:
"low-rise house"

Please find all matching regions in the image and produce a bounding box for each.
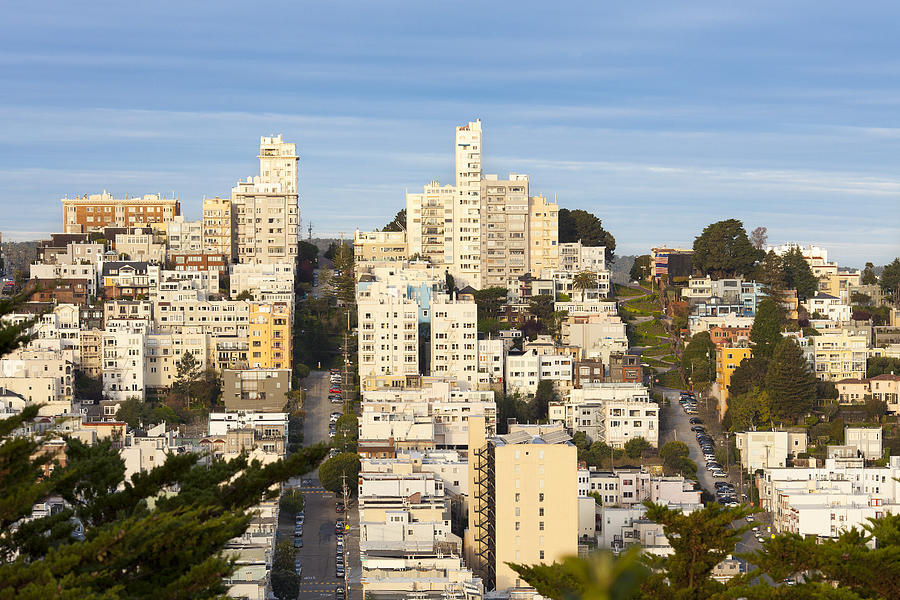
[735,430,808,472]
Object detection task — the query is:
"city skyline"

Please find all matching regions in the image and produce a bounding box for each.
[1,1,899,266]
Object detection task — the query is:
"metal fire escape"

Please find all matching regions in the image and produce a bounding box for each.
[472,443,496,590]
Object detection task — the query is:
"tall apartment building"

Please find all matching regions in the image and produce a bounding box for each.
[62,192,180,233]
[167,216,203,254]
[102,321,147,401]
[453,120,484,289]
[467,417,577,591]
[249,302,291,369]
[480,174,530,288]
[528,195,559,276]
[430,296,479,388]
[202,197,237,262]
[407,120,559,289]
[358,293,419,378]
[233,136,299,264]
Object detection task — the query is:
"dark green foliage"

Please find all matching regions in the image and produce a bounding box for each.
[756,250,787,296]
[235,289,253,300]
[271,565,300,600]
[528,294,555,323]
[496,392,534,434]
[330,243,356,307]
[298,241,319,262]
[727,356,769,398]
[74,370,103,401]
[116,397,180,429]
[532,380,557,421]
[861,261,878,286]
[445,272,455,293]
[879,257,900,304]
[558,208,617,262]
[279,489,304,515]
[0,420,328,599]
[692,219,761,278]
[623,437,651,459]
[630,255,651,281]
[682,331,715,385]
[472,287,508,322]
[867,356,900,378]
[749,299,783,358]
[766,338,817,423]
[780,246,818,301]
[318,452,360,496]
[658,441,696,477]
[0,291,40,357]
[382,208,406,232]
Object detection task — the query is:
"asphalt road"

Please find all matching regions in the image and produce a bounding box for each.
[279,370,360,599]
[656,386,768,562]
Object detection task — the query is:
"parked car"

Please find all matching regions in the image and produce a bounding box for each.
[336,502,345,513]
[335,587,346,599]
[335,520,345,534]
[295,558,302,576]
[294,537,303,548]
[329,387,342,394]
[330,412,342,423]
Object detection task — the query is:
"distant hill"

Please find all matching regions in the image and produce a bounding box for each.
[610,255,637,284]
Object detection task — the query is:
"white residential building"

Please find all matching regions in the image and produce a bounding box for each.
[166,216,204,254]
[358,292,419,378]
[804,293,851,322]
[551,384,659,447]
[430,297,478,388]
[30,262,98,296]
[144,327,208,390]
[229,261,295,302]
[102,321,147,401]
[844,427,883,460]
[735,430,808,472]
[477,339,505,385]
[0,348,74,415]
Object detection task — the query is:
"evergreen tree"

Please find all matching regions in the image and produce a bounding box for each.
[532,380,557,422]
[623,437,651,459]
[861,261,878,286]
[0,290,39,357]
[880,257,900,305]
[382,208,407,232]
[558,208,617,262]
[509,548,648,600]
[766,337,817,423]
[780,246,818,301]
[692,219,761,278]
[726,356,769,398]
[749,298,783,358]
[756,250,785,298]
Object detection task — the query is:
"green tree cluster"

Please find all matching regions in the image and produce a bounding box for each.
[623,437,652,459]
[880,257,900,304]
[270,539,300,600]
[681,332,716,386]
[692,219,761,278]
[779,246,819,301]
[766,337,817,424]
[331,413,358,453]
[658,441,696,478]
[725,387,771,432]
[558,209,617,262]
[861,261,878,286]
[749,298,783,358]
[630,255,651,282]
[726,356,769,398]
[867,356,900,378]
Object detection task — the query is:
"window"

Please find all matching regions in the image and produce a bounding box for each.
[539,508,544,517]
[539,493,544,502]
[539,550,545,560]
[539,521,544,530]
[515,493,520,502]
[515,522,520,530]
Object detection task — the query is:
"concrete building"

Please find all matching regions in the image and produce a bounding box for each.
[62,192,180,233]
[144,328,207,390]
[766,243,837,278]
[528,194,559,277]
[551,384,659,448]
[562,313,628,367]
[359,291,419,378]
[113,228,167,264]
[102,321,147,401]
[844,427,883,460]
[406,180,457,267]
[202,197,237,262]
[477,339,505,386]
[233,135,299,264]
[354,230,409,265]
[430,297,479,388]
[804,293,851,322]
[229,262,294,303]
[166,216,203,254]
[735,430,808,472]
[223,368,291,412]
[0,348,74,415]
[451,120,484,289]
[805,331,878,382]
[836,374,900,413]
[467,416,577,591]
[360,555,483,600]
[558,241,606,274]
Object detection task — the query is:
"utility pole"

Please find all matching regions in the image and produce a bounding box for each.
[341,472,350,597]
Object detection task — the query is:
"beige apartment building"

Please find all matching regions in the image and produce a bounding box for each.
[406,120,559,289]
[202,197,237,262]
[62,192,180,233]
[480,174,530,288]
[233,136,299,263]
[467,417,577,592]
[353,230,408,264]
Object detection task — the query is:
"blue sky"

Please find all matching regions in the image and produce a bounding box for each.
[1,1,898,266]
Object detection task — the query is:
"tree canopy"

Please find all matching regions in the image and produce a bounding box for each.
[779,246,818,301]
[692,219,761,278]
[766,337,817,423]
[630,255,651,282]
[318,452,360,496]
[726,356,769,399]
[880,257,900,304]
[749,298,783,359]
[382,208,407,232]
[726,387,772,432]
[861,261,878,286]
[682,332,716,386]
[558,208,616,262]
